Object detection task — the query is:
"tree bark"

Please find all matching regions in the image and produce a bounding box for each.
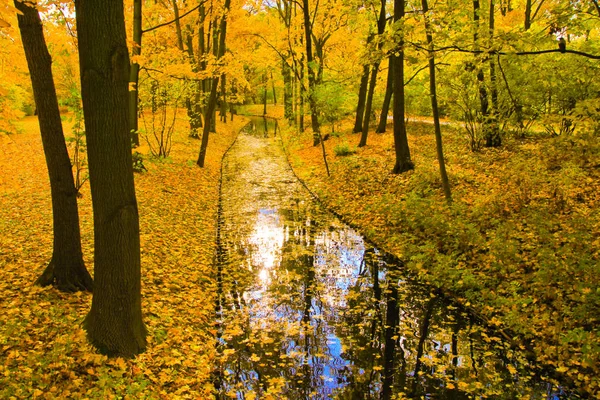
[421,0,452,203]
[128,0,142,147]
[358,64,379,147]
[359,0,387,147]
[376,56,394,133]
[353,64,370,133]
[14,0,93,293]
[301,0,322,146]
[283,60,293,120]
[392,0,414,174]
[75,0,146,357]
[486,0,501,147]
[197,0,231,167]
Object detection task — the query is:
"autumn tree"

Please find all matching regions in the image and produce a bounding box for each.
[197,0,231,167]
[392,0,413,174]
[75,0,146,356]
[14,0,93,292]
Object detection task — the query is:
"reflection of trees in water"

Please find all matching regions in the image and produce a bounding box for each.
[215,124,573,399]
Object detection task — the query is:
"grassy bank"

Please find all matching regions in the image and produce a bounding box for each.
[0,112,248,398]
[281,117,600,397]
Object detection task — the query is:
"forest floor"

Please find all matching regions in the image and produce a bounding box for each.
[277,110,600,397]
[0,112,248,398]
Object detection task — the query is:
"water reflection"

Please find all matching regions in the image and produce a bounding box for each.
[214,117,576,399]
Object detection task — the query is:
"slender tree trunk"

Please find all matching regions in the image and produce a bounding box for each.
[358,64,379,147]
[524,0,532,30]
[359,0,386,147]
[128,0,142,146]
[353,63,370,133]
[282,61,293,120]
[421,0,452,202]
[220,75,227,122]
[271,71,277,105]
[376,56,394,133]
[263,74,268,115]
[299,57,305,132]
[197,0,231,167]
[486,0,501,147]
[75,0,146,357]
[15,0,93,292]
[301,0,322,146]
[392,0,414,174]
[172,0,184,51]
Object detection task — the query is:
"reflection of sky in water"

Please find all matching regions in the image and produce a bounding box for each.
[239,203,366,394]
[217,119,577,399]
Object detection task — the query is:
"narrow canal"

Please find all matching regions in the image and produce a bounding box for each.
[214,117,575,399]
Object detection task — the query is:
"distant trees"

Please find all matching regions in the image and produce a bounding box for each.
[74,0,146,357]
[14,0,93,292]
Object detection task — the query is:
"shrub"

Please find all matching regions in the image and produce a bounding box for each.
[334,142,356,156]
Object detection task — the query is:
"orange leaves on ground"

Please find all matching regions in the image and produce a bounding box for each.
[0,111,249,398]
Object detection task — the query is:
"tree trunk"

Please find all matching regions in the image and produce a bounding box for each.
[282,61,293,120]
[392,0,414,174]
[376,56,394,133]
[358,64,379,147]
[301,0,322,146]
[486,0,501,147]
[197,0,231,167]
[263,74,268,115]
[15,0,93,293]
[128,0,142,147]
[220,75,227,122]
[524,0,532,30]
[172,0,184,51]
[271,71,277,105]
[353,64,370,133]
[359,0,387,147]
[74,0,146,357]
[421,0,452,203]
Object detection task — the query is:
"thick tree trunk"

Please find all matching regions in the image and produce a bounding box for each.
[376,56,394,133]
[14,0,93,293]
[353,64,370,133]
[75,0,146,357]
[422,0,452,203]
[392,0,414,174]
[128,0,142,147]
[197,0,231,167]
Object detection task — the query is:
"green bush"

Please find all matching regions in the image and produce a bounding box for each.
[333,141,356,156]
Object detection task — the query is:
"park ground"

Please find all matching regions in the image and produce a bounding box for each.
[1,106,599,397]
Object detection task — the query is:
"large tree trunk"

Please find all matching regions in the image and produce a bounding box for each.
[421,0,452,203]
[197,0,231,167]
[392,0,414,174]
[75,0,146,357]
[376,56,394,133]
[353,64,370,133]
[128,0,142,146]
[14,0,93,293]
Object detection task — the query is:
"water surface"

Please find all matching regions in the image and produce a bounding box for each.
[214,117,575,399]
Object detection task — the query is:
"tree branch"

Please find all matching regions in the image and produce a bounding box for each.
[142,2,205,34]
